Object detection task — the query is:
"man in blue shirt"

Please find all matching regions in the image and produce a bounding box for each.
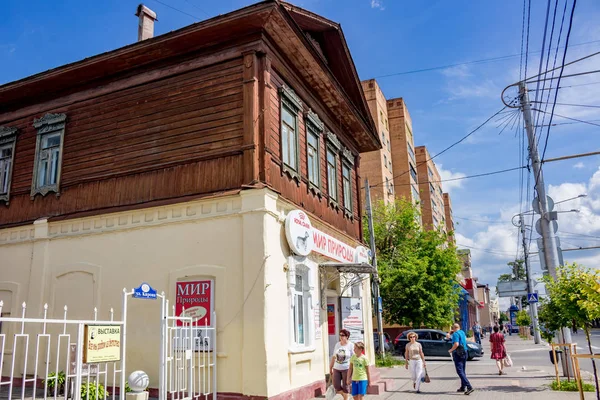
[447,323,474,395]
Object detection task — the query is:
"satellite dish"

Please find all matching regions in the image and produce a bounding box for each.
[532,196,554,214]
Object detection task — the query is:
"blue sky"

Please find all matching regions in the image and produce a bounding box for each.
[3,0,600,308]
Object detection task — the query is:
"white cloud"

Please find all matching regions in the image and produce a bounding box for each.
[441,64,471,79]
[437,163,467,193]
[573,162,585,169]
[370,0,385,10]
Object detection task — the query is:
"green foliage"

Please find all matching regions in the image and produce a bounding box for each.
[498,313,509,324]
[515,310,531,327]
[44,371,66,395]
[550,380,595,392]
[80,381,106,400]
[466,330,473,338]
[365,199,462,329]
[375,354,406,368]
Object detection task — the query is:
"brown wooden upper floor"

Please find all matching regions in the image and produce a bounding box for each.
[0,0,380,241]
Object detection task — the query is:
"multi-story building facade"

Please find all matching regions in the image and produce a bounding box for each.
[443,192,455,242]
[388,97,420,206]
[359,81,420,210]
[360,79,395,205]
[0,2,381,399]
[415,146,445,232]
[477,283,493,329]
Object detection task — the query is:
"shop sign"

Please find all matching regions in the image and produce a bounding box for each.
[354,246,371,264]
[314,309,322,340]
[341,297,364,343]
[176,280,214,327]
[285,210,367,264]
[83,325,121,363]
[285,210,314,256]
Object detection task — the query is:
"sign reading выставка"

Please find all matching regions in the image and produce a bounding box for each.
[175,280,214,327]
[83,325,121,363]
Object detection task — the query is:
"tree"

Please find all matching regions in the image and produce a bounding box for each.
[543,263,600,398]
[365,198,462,329]
[515,310,531,327]
[498,313,509,324]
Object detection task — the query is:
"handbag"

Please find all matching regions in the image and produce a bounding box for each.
[455,344,467,357]
[424,368,431,383]
[503,354,513,367]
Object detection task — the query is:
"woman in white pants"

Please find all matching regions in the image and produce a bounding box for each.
[404,332,426,393]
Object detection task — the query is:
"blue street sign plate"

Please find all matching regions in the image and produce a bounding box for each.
[133,283,157,300]
[377,297,383,313]
[527,293,539,303]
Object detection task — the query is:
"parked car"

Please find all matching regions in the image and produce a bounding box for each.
[374,332,392,353]
[394,329,484,361]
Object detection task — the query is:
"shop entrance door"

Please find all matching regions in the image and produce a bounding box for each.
[327,298,339,358]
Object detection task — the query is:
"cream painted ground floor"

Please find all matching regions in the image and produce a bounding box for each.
[0,188,375,399]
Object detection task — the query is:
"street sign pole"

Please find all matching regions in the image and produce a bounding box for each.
[519,216,541,344]
[518,81,571,374]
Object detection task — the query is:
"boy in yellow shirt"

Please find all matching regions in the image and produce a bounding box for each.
[347,341,370,399]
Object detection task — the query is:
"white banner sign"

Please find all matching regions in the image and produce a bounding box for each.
[341,297,364,343]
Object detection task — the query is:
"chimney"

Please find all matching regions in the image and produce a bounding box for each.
[135,4,157,41]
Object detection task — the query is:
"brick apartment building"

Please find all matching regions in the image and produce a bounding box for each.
[415,146,446,232]
[360,80,420,210]
[443,192,455,242]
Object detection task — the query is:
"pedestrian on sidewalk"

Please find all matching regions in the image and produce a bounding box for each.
[472,321,482,344]
[447,323,474,395]
[347,341,371,400]
[329,329,353,400]
[404,332,426,393]
[490,326,507,375]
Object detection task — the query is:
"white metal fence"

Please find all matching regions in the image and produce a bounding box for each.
[0,290,217,400]
[160,299,216,400]
[0,301,124,400]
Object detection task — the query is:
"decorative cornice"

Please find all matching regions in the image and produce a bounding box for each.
[326,131,341,151]
[0,126,18,139]
[279,85,302,112]
[341,148,355,166]
[33,113,66,129]
[305,109,324,133]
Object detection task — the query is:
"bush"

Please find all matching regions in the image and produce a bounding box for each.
[81,381,106,400]
[550,379,595,392]
[375,354,406,368]
[44,371,66,395]
[466,330,473,338]
[516,310,531,327]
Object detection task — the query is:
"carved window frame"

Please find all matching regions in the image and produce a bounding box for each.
[305,110,323,196]
[341,148,355,219]
[31,113,67,199]
[326,132,341,209]
[279,85,302,184]
[0,127,18,205]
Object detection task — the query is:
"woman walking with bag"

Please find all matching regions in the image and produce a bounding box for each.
[404,332,427,393]
[329,329,353,400]
[490,326,507,375]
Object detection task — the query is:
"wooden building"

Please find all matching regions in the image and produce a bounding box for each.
[0,1,380,399]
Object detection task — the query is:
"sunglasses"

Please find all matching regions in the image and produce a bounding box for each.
[339,334,348,337]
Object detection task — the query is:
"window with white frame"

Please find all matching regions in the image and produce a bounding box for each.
[279,86,302,182]
[0,126,17,204]
[327,149,337,203]
[290,266,311,347]
[31,113,66,198]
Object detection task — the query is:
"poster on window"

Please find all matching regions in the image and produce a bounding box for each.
[341,297,364,343]
[175,280,214,327]
[327,304,336,335]
[171,326,215,352]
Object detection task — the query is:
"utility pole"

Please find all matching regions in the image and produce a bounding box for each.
[518,215,541,344]
[518,81,572,375]
[365,178,385,356]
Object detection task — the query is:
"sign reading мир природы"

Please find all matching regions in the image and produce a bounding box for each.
[83,325,121,363]
[175,280,214,327]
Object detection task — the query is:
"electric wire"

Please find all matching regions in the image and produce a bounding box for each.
[149,0,201,20]
[366,105,511,189]
[532,109,600,128]
[533,101,600,109]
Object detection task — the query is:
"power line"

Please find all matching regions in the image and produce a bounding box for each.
[533,101,600,109]
[535,118,600,127]
[532,108,600,128]
[529,80,600,90]
[456,243,517,257]
[372,39,600,79]
[149,0,202,21]
[366,105,510,189]
[454,216,509,225]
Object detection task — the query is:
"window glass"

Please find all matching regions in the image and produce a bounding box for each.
[327,149,337,201]
[307,131,319,186]
[281,106,298,171]
[0,145,13,194]
[342,164,352,211]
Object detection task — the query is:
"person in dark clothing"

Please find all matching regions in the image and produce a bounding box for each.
[447,323,474,395]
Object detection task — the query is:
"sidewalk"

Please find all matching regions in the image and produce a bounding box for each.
[313,335,595,399]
